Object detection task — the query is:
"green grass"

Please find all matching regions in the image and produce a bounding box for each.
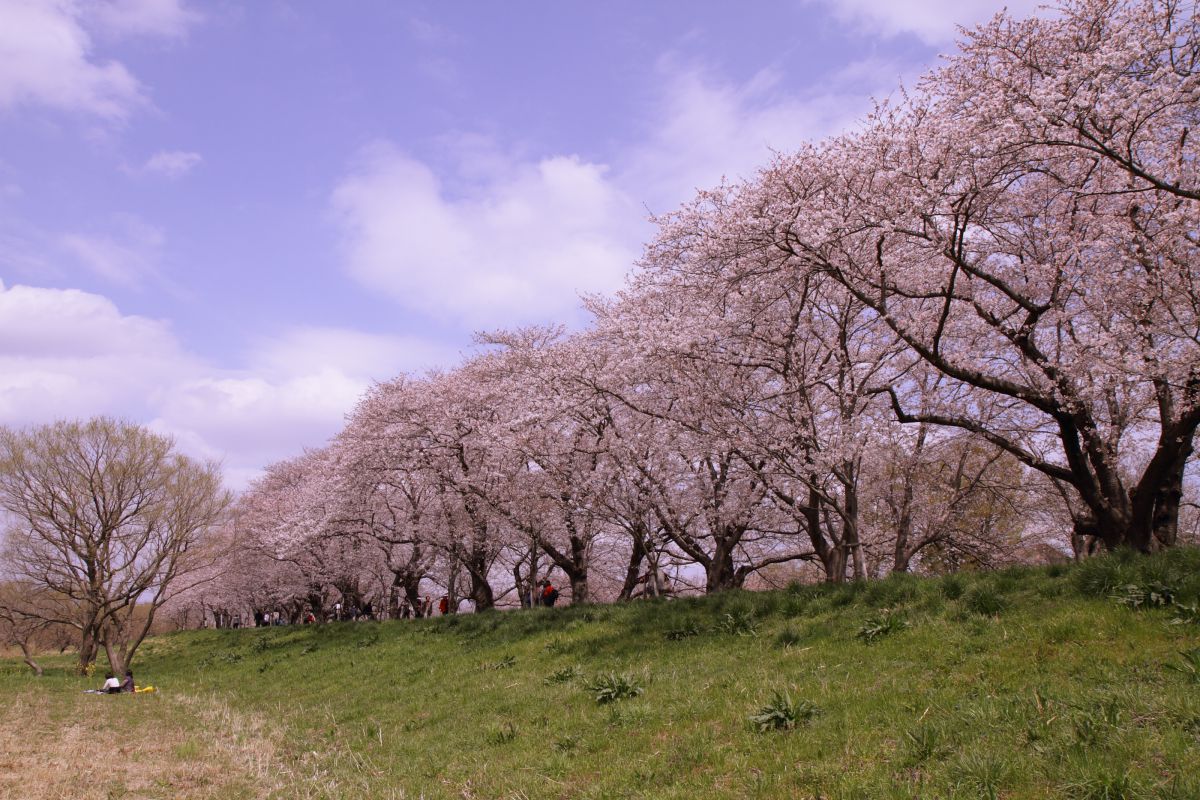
[5,548,1200,799]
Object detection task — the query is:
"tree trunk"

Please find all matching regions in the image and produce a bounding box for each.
[617,528,649,601]
[460,540,495,612]
[18,641,43,677]
[842,471,866,581]
[705,532,746,593]
[568,572,589,605]
[77,627,98,675]
[102,638,126,678]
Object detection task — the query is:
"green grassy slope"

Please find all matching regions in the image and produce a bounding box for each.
[5,549,1200,799]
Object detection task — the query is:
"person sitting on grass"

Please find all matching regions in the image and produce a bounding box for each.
[102,672,121,694]
[120,670,134,693]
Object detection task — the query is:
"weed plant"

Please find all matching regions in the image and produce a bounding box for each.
[749,690,819,732]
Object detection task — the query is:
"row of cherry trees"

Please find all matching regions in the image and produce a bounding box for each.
[179,0,1198,619]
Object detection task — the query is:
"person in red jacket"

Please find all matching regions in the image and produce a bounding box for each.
[540,580,559,607]
[438,595,449,615]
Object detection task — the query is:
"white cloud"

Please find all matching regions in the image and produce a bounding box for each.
[332,143,640,326]
[0,0,199,121]
[623,58,904,213]
[138,149,203,178]
[0,0,143,120]
[85,0,201,41]
[809,0,1046,44]
[0,281,461,489]
[154,327,461,485]
[0,280,174,359]
[331,57,905,327]
[59,214,165,287]
[0,280,187,423]
[251,326,462,382]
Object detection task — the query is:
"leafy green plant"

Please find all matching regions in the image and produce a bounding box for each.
[941,574,966,599]
[1111,582,1175,610]
[542,637,569,654]
[1164,648,1200,683]
[856,609,909,642]
[250,636,278,653]
[553,733,581,752]
[951,751,1013,800]
[773,626,804,649]
[585,672,644,704]
[664,619,704,641]
[963,585,1009,616]
[716,611,758,637]
[484,721,518,745]
[1072,713,1104,747]
[749,689,819,732]
[901,721,948,763]
[1060,769,1142,800]
[481,654,516,671]
[543,664,582,685]
[1169,602,1200,625]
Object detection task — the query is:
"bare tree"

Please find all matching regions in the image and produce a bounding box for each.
[0,418,230,675]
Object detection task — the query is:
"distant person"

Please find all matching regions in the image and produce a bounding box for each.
[438,595,449,616]
[421,596,433,618]
[101,672,121,694]
[334,601,342,621]
[541,580,559,607]
[120,670,135,693]
[304,610,316,624]
[398,599,411,619]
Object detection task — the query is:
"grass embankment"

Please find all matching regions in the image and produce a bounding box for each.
[4,550,1200,799]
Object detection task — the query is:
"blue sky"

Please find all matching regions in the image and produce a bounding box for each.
[0,0,1040,486]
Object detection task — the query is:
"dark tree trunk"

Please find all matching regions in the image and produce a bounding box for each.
[462,541,495,612]
[705,530,748,593]
[77,627,98,675]
[617,528,649,601]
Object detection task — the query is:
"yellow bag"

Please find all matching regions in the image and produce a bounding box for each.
[134,685,157,694]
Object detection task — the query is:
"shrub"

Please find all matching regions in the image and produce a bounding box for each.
[544,665,582,685]
[585,672,645,704]
[664,619,704,641]
[773,626,804,649]
[749,689,820,733]
[1074,554,1138,597]
[1110,582,1175,610]
[857,610,909,643]
[902,721,949,763]
[484,721,518,745]
[715,611,758,637]
[543,637,569,654]
[864,573,919,607]
[941,575,965,600]
[963,585,1009,616]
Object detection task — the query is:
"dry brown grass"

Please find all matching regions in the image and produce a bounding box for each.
[0,687,295,800]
